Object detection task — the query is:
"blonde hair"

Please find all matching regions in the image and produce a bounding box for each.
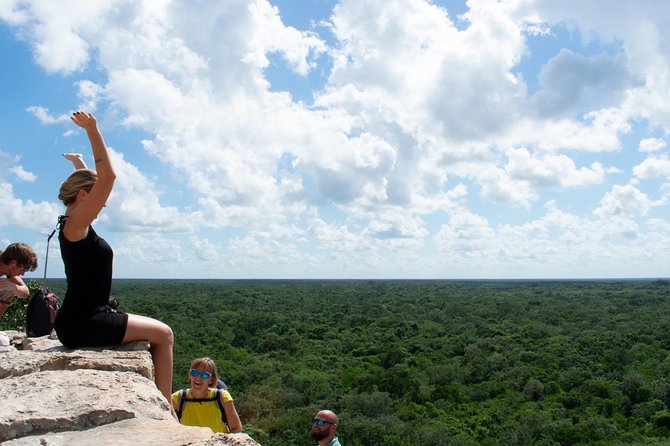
[58,169,97,205]
[189,357,220,387]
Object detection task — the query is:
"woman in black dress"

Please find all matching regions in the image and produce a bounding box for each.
[54,111,174,402]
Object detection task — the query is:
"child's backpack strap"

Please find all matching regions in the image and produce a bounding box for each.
[215,388,229,429]
[176,389,188,420]
[176,388,229,431]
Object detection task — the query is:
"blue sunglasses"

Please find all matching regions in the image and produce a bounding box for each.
[312,418,334,426]
[190,368,212,380]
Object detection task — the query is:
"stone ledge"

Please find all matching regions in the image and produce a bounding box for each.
[0,331,260,446]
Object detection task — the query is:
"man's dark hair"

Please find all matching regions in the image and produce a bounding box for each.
[0,243,38,271]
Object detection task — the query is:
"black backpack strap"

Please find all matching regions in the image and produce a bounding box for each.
[177,388,229,429]
[44,216,67,282]
[176,389,188,420]
[215,389,229,429]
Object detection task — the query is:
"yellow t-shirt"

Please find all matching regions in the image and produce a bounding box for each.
[172,388,233,433]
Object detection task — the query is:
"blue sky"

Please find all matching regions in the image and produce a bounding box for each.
[1,0,669,279]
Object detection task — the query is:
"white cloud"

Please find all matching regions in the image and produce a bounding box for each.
[113,233,187,275]
[430,201,668,278]
[0,151,57,231]
[530,0,670,133]
[0,181,61,232]
[477,164,538,208]
[247,1,326,76]
[102,148,196,233]
[189,236,221,262]
[639,137,667,153]
[435,210,498,256]
[9,165,36,182]
[3,1,115,74]
[2,0,670,278]
[26,106,70,124]
[593,184,655,218]
[76,80,103,112]
[505,146,606,187]
[309,218,365,252]
[531,49,634,118]
[634,155,670,179]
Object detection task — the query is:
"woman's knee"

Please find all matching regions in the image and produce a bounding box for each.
[150,319,173,346]
[162,323,174,346]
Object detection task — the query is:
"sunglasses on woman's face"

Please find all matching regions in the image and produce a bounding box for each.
[190,368,212,380]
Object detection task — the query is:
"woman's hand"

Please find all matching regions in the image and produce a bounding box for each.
[62,153,87,169]
[70,111,97,131]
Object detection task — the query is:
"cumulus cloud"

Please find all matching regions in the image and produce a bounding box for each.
[113,233,187,274]
[505,147,606,187]
[0,181,61,232]
[9,165,36,182]
[0,1,114,74]
[435,210,498,256]
[593,184,655,218]
[75,80,103,112]
[102,148,196,233]
[0,151,56,231]
[2,0,670,278]
[639,137,666,153]
[531,49,635,118]
[26,106,70,124]
[634,155,670,180]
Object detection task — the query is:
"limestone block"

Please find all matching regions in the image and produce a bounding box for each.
[1,418,216,446]
[0,348,154,380]
[0,330,261,445]
[192,432,263,446]
[0,369,172,442]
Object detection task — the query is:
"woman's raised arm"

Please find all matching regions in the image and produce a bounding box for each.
[62,112,117,239]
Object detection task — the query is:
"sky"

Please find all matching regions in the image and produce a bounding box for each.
[0,0,669,280]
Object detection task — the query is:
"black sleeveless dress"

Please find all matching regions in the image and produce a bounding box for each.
[54,224,128,348]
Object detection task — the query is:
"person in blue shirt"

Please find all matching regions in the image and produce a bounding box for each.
[311,409,342,446]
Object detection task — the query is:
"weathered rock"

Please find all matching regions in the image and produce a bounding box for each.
[0,369,172,442]
[0,347,154,380]
[0,334,261,445]
[1,418,214,446]
[192,433,262,446]
[2,330,26,348]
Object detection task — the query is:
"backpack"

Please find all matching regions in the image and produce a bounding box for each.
[26,287,61,337]
[175,388,229,430]
[26,220,62,337]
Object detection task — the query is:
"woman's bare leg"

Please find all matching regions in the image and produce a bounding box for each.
[122,314,174,401]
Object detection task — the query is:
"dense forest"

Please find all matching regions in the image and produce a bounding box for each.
[3,279,670,445]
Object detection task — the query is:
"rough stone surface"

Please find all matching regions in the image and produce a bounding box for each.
[0,347,154,380]
[192,433,262,446]
[0,331,260,446]
[1,419,213,446]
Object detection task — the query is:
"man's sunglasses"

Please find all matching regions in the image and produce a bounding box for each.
[190,368,212,380]
[312,418,334,426]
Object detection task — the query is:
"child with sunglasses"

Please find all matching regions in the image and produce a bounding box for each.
[171,357,243,433]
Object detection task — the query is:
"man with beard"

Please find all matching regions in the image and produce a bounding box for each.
[311,409,341,446]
